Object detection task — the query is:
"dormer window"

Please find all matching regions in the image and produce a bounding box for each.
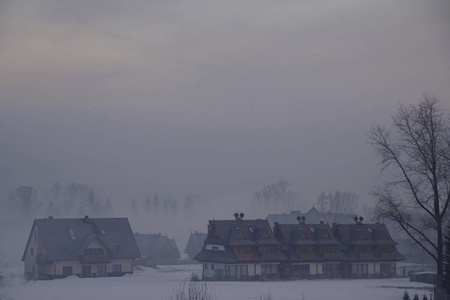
[237,232,248,239]
[68,229,76,240]
[261,231,271,239]
[300,232,309,239]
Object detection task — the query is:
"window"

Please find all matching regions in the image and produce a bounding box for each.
[237,232,248,239]
[112,264,122,273]
[62,266,73,276]
[259,246,275,253]
[292,264,310,276]
[261,231,271,239]
[300,232,309,239]
[261,264,277,275]
[355,246,371,254]
[379,245,393,253]
[84,248,105,255]
[352,264,368,276]
[30,248,34,256]
[96,265,107,277]
[322,264,338,276]
[225,265,248,277]
[320,245,336,253]
[380,263,395,276]
[204,263,208,270]
[211,264,214,270]
[212,246,219,252]
[297,246,312,254]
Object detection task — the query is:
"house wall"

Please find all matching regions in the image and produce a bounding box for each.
[292,263,318,275]
[23,224,39,279]
[53,258,134,278]
[202,263,257,279]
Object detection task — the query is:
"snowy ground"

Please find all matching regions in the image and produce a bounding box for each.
[4,264,433,300]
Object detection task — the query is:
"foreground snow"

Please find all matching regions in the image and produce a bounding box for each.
[5,264,433,300]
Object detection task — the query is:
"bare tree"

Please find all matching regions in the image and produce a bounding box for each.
[369,95,450,296]
[165,281,217,300]
[340,191,359,214]
[253,180,300,210]
[316,191,329,213]
[316,190,359,214]
[8,186,40,217]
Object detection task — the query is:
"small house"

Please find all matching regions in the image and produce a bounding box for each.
[134,233,180,266]
[22,216,141,280]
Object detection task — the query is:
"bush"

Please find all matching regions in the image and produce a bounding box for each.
[403,291,410,300]
[259,292,273,300]
[190,273,200,282]
[165,281,217,300]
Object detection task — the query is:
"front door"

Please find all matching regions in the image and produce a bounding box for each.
[97,265,107,277]
[82,266,91,278]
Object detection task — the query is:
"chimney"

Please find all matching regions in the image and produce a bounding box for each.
[48,216,53,219]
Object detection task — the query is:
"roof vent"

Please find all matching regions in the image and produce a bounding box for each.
[297,216,306,224]
[355,216,364,224]
[234,212,244,220]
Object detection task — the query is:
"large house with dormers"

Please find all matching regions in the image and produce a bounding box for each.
[195,214,404,280]
[22,216,141,280]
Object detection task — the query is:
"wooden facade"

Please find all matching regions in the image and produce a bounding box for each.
[195,215,405,281]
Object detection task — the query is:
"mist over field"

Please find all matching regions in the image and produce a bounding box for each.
[0,2,449,299]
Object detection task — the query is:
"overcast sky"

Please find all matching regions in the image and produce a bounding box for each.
[1,0,449,212]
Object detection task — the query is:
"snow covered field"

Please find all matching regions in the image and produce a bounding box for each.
[4,264,433,300]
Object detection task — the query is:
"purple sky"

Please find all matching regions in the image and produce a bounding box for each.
[1,0,449,210]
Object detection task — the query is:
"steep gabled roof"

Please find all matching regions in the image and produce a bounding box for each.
[184,232,207,255]
[275,223,340,245]
[22,217,141,262]
[134,233,180,258]
[204,219,279,246]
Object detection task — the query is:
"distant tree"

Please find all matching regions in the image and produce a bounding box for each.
[315,190,359,214]
[369,96,450,298]
[9,186,40,217]
[413,295,419,300]
[130,198,137,215]
[316,191,329,213]
[183,193,199,212]
[104,198,113,216]
[152,193,160,213]
[253,180,300,210]
[144,196,151,213]
[339,191,359,214]
[163,197,178,213]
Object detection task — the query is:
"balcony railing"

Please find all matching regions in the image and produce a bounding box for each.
[81,254,111,263]
[380,253,396,260]
[299,253,315,260]
[322,252,339,260]
[262,253,278,260]
[236,253,253,261]
[358,253,374,260]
